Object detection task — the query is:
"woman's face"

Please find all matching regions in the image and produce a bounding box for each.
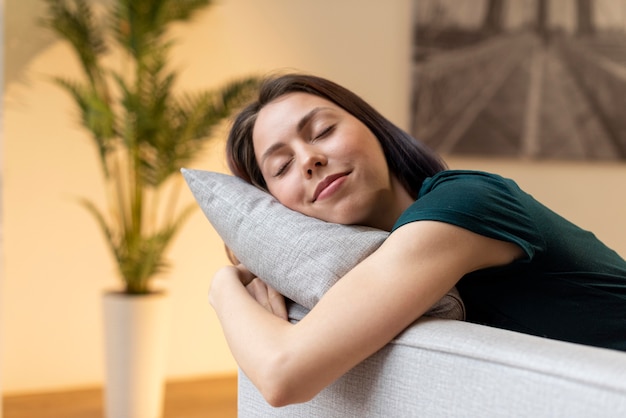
[252,92,411,229]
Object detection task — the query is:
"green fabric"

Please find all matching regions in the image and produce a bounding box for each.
[392,170,626,351]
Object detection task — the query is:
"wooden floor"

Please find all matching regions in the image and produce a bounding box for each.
[3,374,237,418]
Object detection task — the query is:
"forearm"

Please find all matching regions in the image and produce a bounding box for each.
[209,267,294,404]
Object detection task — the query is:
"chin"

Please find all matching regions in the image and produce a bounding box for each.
[309,202,370,226]
[331,212,369,227]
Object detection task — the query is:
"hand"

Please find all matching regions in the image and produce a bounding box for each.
[245,277,288,321]
[210,264,288,321]
[233,264,256,286]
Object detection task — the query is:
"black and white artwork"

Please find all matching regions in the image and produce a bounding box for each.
[411,0,626,161]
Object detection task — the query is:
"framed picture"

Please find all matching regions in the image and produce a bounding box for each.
[411,0,626,161]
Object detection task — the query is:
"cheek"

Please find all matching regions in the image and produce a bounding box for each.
[342,126,382,159]
[268,178,304,210]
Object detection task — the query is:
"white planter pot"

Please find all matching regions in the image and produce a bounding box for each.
[103,292,171,418]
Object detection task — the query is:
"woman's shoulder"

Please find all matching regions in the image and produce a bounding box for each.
[420,170,517,197]
[394,169,540,259]
[413,170,525,215]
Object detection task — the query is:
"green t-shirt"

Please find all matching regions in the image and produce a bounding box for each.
[392,170,626,351]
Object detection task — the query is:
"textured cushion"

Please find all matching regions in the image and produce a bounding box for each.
[238,314,626,417]
[182,168,464,318]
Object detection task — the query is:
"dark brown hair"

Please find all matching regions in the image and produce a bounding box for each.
[226,73,446,198]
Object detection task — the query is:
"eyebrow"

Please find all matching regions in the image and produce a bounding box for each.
[260,106,331,166]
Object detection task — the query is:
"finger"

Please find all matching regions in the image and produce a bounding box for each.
[236,264,256,286]
[246,279,272,312]
[267,286,288,321]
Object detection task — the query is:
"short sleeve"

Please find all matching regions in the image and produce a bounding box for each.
[392,171,544,260]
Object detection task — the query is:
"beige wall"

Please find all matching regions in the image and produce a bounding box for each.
[2,0,414,394]
[2,0,625,395]
[1,0,4,413]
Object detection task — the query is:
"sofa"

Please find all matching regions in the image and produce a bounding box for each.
[182,169,626,418]
[238,303,626,417]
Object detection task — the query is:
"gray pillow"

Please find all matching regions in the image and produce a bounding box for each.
[182,168,465,319]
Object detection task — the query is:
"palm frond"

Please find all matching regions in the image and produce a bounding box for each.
[117,203,196,294]
[217,77,261,111]
[77,197,119,261]
[108,0,206,59]
[176,76,260,151]
[43,0,259,294]
[117,231,170,294]
[41,0,108,93]
[51,77,116,176]
[108,0,159,58]
[162,0,213,24]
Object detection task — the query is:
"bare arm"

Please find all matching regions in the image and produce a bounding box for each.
[209,220,523,406]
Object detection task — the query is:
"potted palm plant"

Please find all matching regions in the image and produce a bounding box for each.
[41,0,257,416]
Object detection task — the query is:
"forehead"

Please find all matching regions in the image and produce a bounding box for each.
[253,93,340,146]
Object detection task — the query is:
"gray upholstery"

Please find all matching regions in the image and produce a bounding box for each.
[239,303,626,417]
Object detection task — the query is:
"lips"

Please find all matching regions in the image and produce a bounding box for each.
[313,172,349,202]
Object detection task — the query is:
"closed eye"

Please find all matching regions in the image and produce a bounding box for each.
[313,124,335,141]
[274,159,293,177]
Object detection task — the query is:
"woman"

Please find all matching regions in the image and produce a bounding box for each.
[210,73,626,406]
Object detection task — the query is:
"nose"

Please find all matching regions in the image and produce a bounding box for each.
[306,161,323,177]
[301,146,327,178]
